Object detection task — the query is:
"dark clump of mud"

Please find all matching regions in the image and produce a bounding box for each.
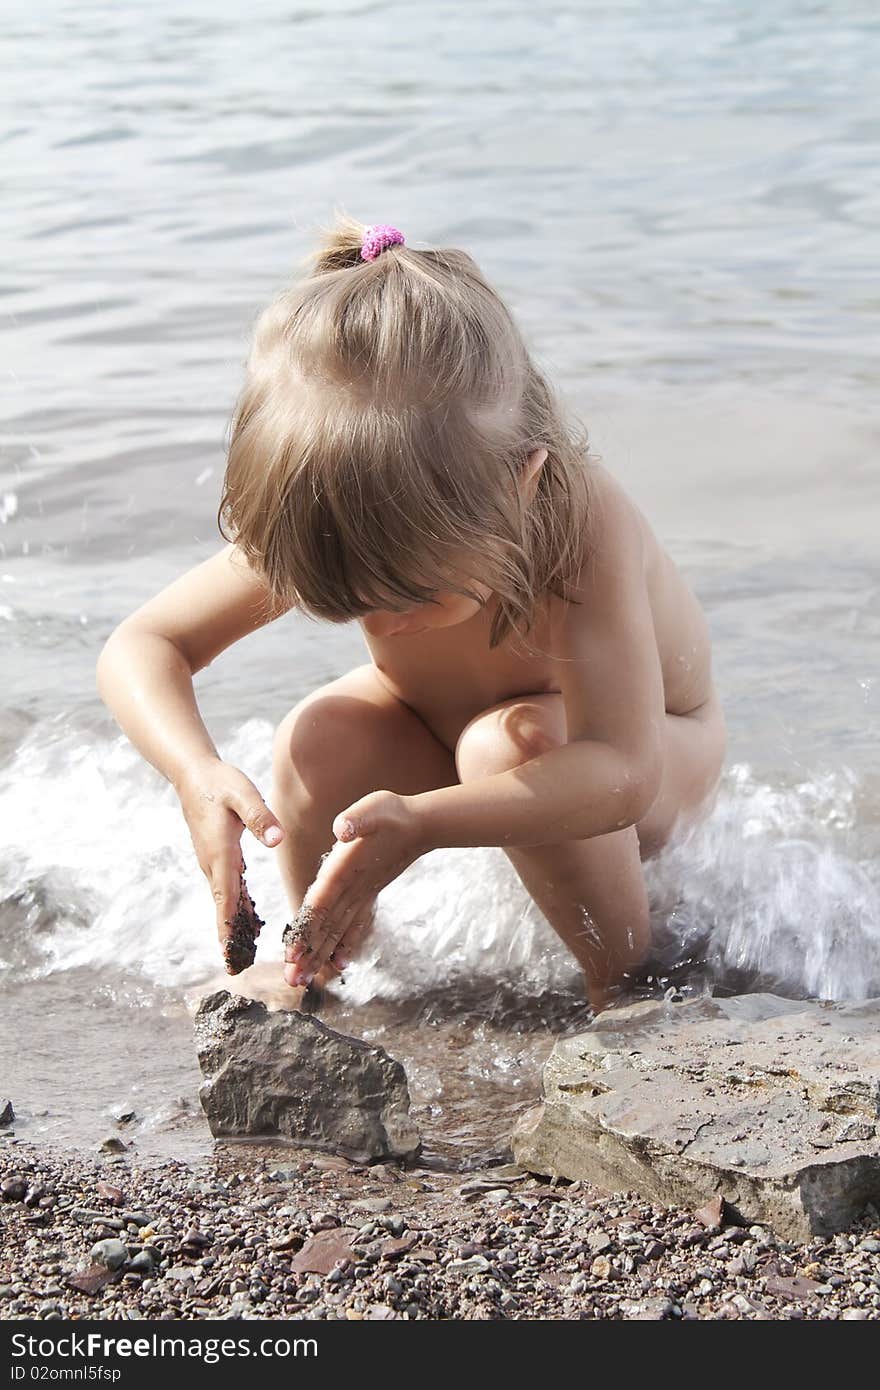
[222,878,264,975]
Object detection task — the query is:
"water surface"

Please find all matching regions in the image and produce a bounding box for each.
[1,0,878,1161]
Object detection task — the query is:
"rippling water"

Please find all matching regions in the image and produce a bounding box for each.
[1,1,878,1161]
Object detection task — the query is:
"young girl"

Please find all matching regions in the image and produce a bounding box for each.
[96,214,726,1013]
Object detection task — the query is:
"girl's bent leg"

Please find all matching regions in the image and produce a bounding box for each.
[504,825,651,1011]
[454,693,650,1010]
[455,688,726,1011]
[271,662,458,920]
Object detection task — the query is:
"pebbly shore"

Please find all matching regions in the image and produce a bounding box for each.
[1,1140,879,1321]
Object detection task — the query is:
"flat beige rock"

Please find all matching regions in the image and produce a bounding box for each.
[512,993,880,1239]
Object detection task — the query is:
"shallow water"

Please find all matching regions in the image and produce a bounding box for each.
[1,1,879,1162]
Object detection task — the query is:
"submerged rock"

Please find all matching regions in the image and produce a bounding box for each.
[98,1136,127,1154]
[512,993,880,1240]
[193,990,421,1163]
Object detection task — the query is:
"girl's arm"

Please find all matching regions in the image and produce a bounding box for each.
[96,543,287,792]
[96,544,293,966]
[410,482,665,848]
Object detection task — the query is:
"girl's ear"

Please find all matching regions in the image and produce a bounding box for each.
[520,447,548,500]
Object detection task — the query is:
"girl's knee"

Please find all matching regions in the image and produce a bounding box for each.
[272,686,380,793]
[273,664,452,807]
[456,699,564,781]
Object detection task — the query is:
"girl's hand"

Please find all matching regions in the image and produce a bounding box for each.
[283,790,428,987]
[175,758,285,971]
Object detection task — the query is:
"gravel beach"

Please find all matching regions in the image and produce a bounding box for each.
[2,1140,879,1321]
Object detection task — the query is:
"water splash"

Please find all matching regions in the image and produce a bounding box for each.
[1,718,879,1004]
[645,762,880,1000]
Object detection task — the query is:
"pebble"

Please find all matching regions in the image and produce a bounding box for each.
[447,1255,491,1275]
[1,1139,878,1322]
[620,1296,674,1320]
[121,1211,154,1228]
[96,1181,126,1207]
[380,1214,406,1237]
[89,1239,128,1271]
[70,1207,122,1228]
[588,1231,613,1253]
[181,1228,212,1248]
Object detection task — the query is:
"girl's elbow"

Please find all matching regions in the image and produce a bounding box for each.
[95,634,115,688]
[96,622,128,672]
[623,749,664,824]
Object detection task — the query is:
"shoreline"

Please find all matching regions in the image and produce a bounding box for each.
[2,1139,878,1321]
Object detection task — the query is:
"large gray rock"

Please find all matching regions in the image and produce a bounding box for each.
[194,991,420,1163]
[512,993,880,1239]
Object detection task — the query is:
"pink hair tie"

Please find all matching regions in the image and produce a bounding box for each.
[360,224,405,261]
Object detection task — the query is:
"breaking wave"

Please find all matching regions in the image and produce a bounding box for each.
[2,717,879,1005]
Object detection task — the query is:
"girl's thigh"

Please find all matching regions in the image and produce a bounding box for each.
[273,661,458,803]
[635,685,727,859]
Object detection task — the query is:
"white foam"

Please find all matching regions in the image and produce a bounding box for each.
[647,762,880,999]
[1,717,878,1002]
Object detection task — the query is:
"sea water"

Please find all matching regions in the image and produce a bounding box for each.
[1,0,878,1162]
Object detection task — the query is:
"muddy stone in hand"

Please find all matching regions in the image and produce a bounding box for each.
[223,878,265,975]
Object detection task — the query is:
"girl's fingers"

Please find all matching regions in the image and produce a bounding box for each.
[283,899,332,968]
[228,774,285,848]
[330,906,377,970]
[315,889,370,967]
[290,890,366,984]
[305,838,365,916]
[212,858,243,945]
[296,876,358,956]
[284,901,376,987]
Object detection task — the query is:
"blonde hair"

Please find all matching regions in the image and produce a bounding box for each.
[218,209,598,650]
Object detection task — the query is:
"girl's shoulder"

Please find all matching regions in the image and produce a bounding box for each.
[586,459,645,537]
[561,461,649,604]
